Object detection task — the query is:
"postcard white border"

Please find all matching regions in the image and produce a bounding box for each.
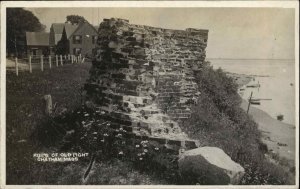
[1,1,299,189]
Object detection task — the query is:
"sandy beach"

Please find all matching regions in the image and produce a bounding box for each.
[241,100,295,162]
[230,73,296,167]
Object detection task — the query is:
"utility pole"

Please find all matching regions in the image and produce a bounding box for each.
[247,91,253,114]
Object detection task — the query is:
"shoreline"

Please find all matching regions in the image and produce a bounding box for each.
[241,99,295,163]
[227,72,295,164]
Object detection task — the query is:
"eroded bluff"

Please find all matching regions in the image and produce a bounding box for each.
[84,18,208,150]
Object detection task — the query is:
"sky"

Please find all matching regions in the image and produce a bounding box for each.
[27,7,295,59]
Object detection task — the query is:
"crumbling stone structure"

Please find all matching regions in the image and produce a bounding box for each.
[84,18,208,150]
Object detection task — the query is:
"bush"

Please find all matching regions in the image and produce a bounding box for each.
[181,62,292,184]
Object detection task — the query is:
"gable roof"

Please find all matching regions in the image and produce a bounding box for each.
[51,23,79,35]
[26,32,49,46]
[50,22,98,45]
[51,23,79,45]
[93,25,99,32]
[64,24,78,38]
[51,23,65,34]
[69,21,98,39]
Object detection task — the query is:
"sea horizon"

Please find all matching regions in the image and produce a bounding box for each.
[208,58,296,126]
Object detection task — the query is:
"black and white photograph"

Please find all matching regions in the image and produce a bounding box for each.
[0,1,299,187]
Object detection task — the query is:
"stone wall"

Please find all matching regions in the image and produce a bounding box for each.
[84,18,208,149]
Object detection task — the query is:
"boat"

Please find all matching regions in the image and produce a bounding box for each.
[246,81,260,88]
[250,101,260,105]
[246,83,260,88]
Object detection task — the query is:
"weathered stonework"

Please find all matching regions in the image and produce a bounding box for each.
[84,18,208,149]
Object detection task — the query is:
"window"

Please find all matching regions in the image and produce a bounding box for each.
[73,48,82,55]
[92,36,98,44]
[73,35,82,44]
[31,48,38,56]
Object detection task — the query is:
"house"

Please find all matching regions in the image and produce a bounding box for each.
[25,32,50,56]
[50,22,98,56]
[49,23,78,49]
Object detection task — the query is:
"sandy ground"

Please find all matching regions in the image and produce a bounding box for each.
[241,100,295,162]
[228,72,296,163]
[226,72,253,88]
[230,71,296,164]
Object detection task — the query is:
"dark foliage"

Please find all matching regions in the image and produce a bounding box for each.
[66,15,86,25]
[182,62,292,184]
[6,8,45,57]
[56,28,70,55]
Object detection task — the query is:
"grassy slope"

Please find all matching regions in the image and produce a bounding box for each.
[6,62,166,185]
[6,60,295,185]
[6,63,91,184]
[182,65,295,184]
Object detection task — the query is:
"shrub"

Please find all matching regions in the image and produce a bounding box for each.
[181,62,292,184]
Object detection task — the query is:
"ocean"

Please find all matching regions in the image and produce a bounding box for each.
[208,59,296,125]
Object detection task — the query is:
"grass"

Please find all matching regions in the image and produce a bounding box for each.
[6,62,92,184]
[6,60,294,185]
[182,65,295,185]
[6,61,170,185]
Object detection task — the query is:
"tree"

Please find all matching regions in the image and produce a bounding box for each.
[56,28,69,55]
[6,8,45,57]
[65,15,86,25]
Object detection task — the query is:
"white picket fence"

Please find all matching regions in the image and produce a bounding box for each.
[13,54,85,76]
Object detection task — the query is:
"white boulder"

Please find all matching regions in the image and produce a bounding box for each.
[178,146,245,185]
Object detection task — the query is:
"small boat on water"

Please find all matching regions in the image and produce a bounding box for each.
[277,114,284,121]
[247,81,260,88]
[250,101,260,105]
[246,83,260,88]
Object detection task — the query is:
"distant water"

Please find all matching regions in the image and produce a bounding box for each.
[208,59,296,125]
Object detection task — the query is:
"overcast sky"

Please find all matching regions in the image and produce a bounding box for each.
[27,8,295,59]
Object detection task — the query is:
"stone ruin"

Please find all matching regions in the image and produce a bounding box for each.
[83,18,245,184]
[84,18,209,151]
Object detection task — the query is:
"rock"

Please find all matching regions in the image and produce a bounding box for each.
[178,147,245,185]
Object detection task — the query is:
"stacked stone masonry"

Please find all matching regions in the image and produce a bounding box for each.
[85,18,208,150]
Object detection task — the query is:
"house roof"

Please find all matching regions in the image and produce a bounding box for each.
[51,23,65,34]
[69,22,98,39]
[93,25,99,32]
[64,24,79,38]
[51,23,79,45]
[51,23,79,35]
[50,22,98,45]
[26,32,49,46]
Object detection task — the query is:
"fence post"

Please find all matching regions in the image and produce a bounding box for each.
[56,55,58,67]
[71,55,74,64]
[41,55,44,71]
[49,55,52,69]
[68,54,70,60]
[29,55,32,73]
[43,94,53,116]
[15,57,18,76]
[79,54,81,62]
[60,55,63,66]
